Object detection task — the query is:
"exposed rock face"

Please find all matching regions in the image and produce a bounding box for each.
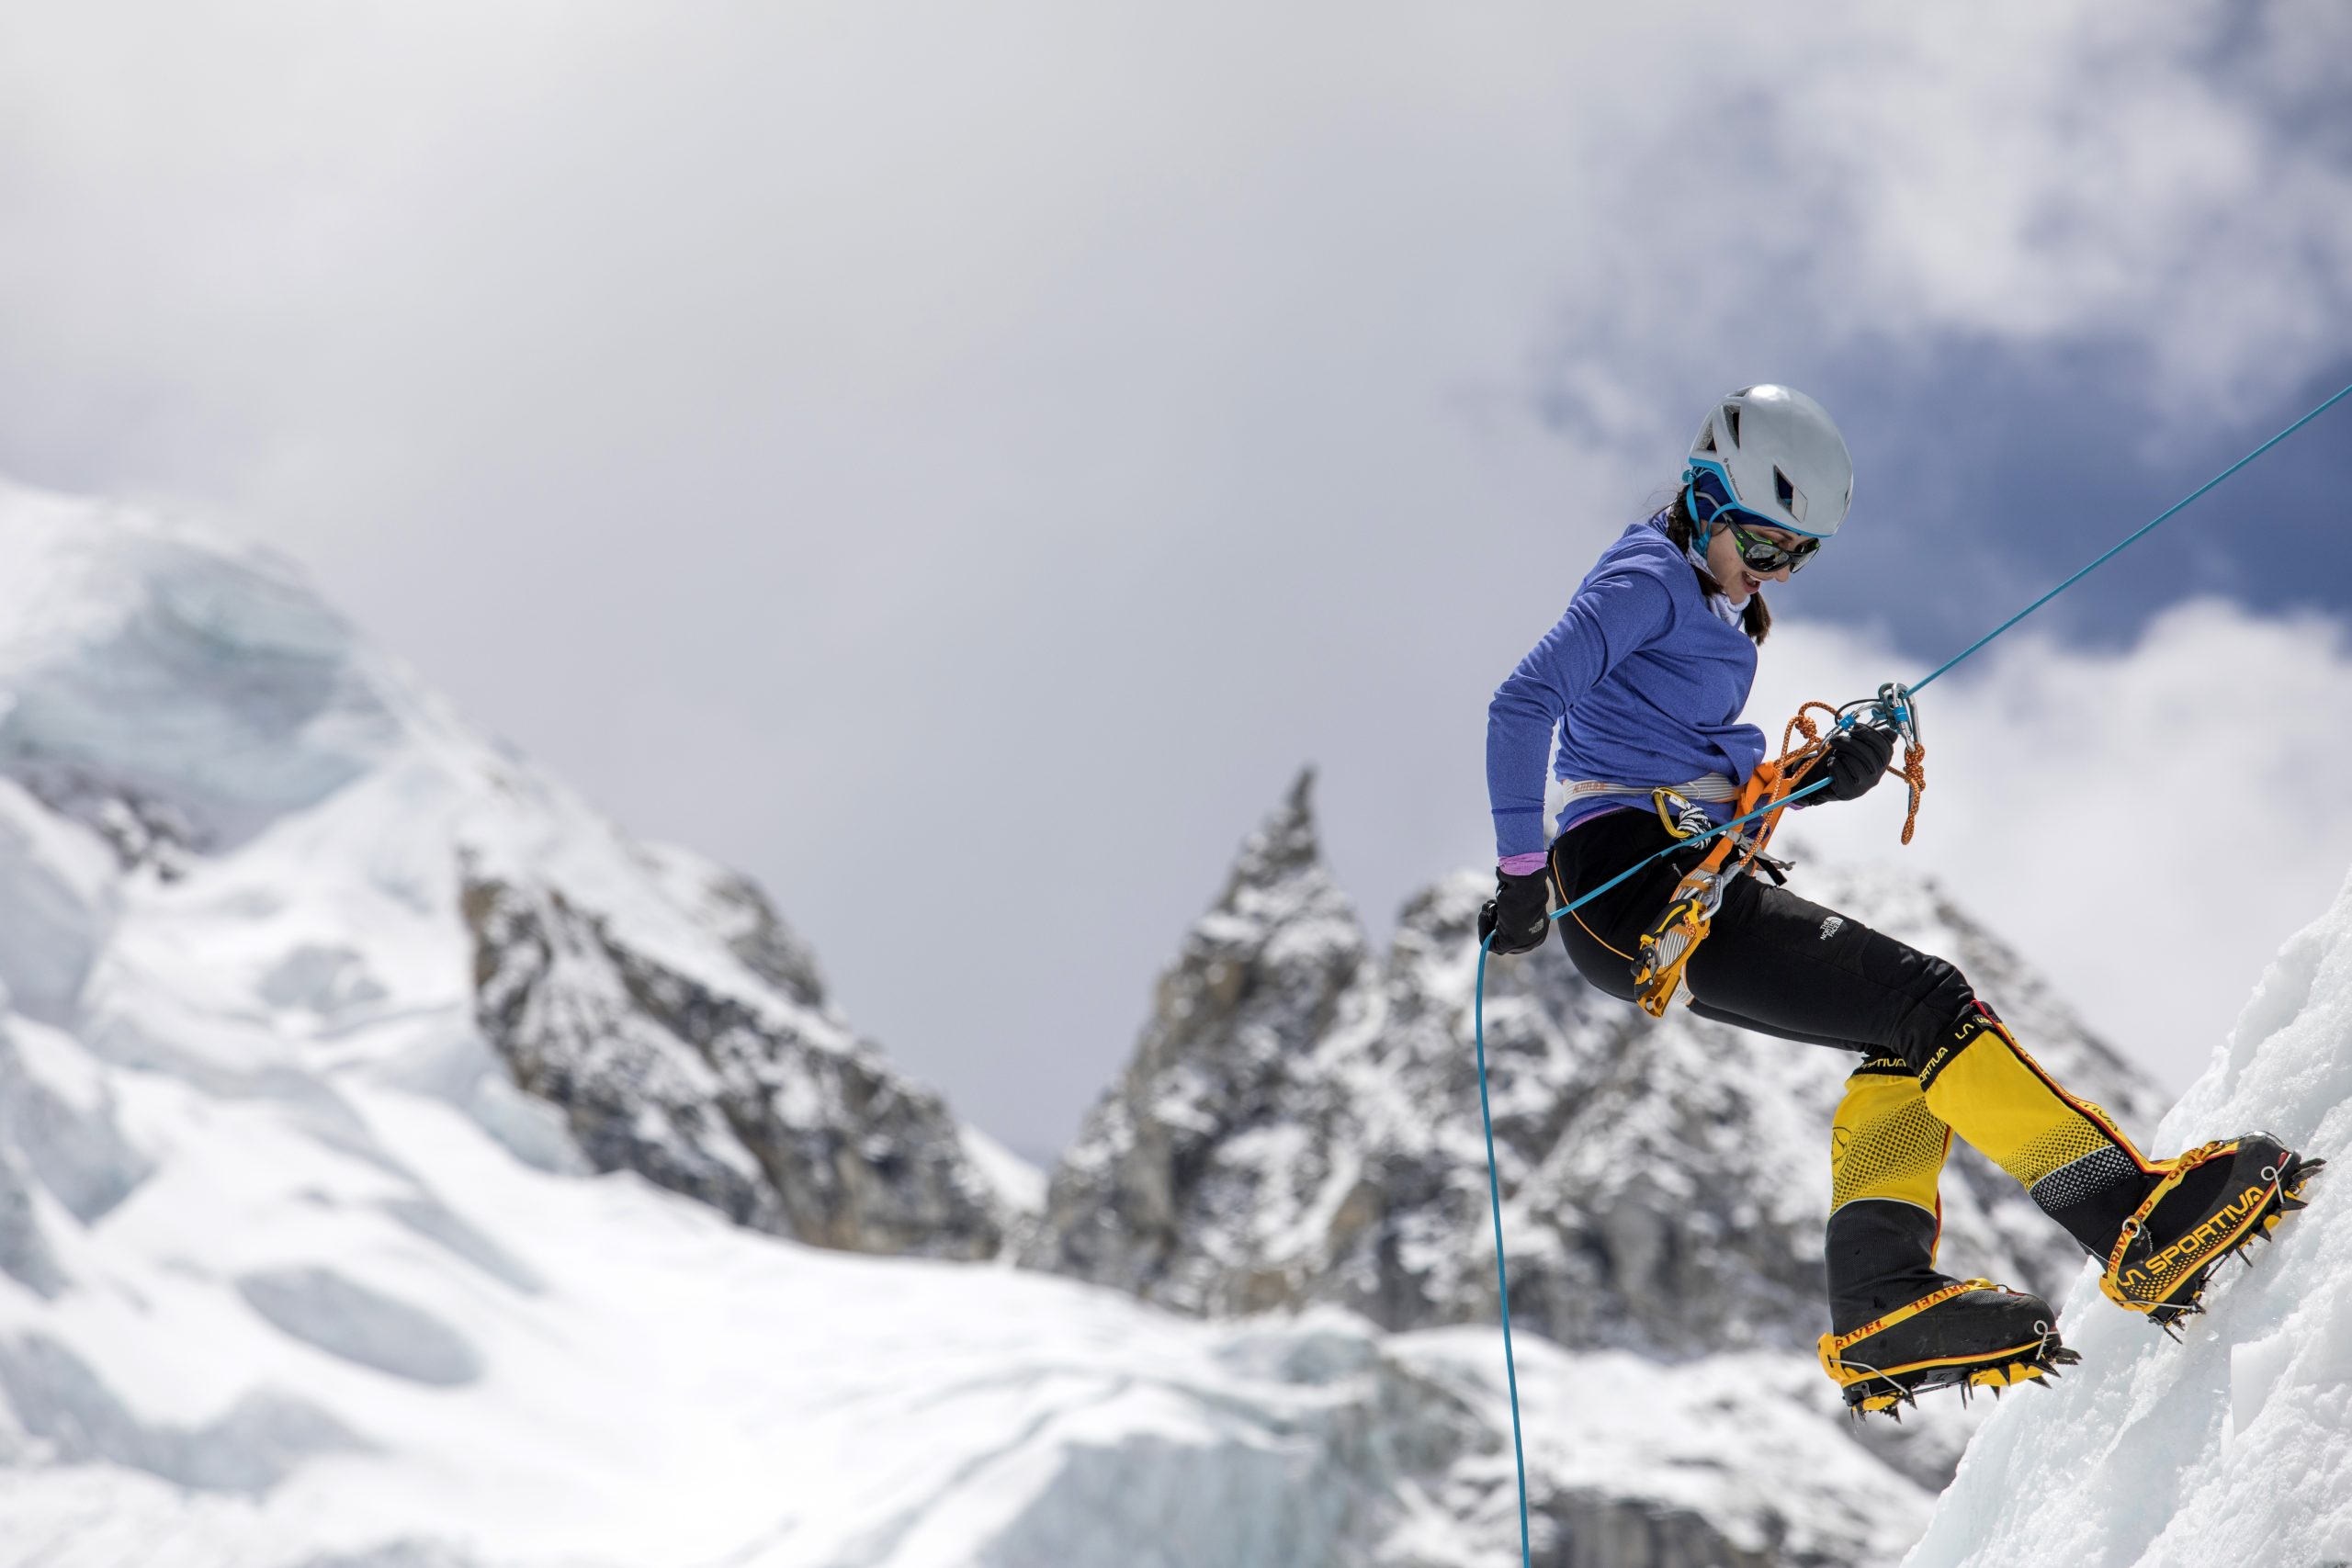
[465,862,1003,1260]
[1028,772,2167,1362]
[1532,1495,1776,1568]
[1028,768,1378,1310]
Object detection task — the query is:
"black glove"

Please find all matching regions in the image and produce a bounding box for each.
[1806,721,1898,803]
[1478,867,1553,954]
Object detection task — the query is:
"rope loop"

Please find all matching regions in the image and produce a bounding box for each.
[1897,739,1927,845]
[1785,696,1929,848]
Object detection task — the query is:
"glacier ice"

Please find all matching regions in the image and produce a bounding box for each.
[1907,868,2352,1567]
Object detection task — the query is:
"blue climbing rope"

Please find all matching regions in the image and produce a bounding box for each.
[1469,936,1531,1566]
[1469,378,2352,1568]
[1470,776,1826,1568]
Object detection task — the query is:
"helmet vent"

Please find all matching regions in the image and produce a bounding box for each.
[1782,471,1808,522]
[1722,403,1742,447]
[1694,420,1718,455]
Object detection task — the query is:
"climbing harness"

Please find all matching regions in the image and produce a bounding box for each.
[1631,685,1927,1015]
[1471,378,2351,1568]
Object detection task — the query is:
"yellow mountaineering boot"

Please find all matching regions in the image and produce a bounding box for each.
[1920,1002,2324,1328]
[1918,1003,2163,1257]
[1815,1055,2075,1414]
[2099,1134,2326,1329]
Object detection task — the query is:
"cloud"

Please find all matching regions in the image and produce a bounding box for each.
[0,3,2341,1150]
[1748,598,2352,1091]
[1530,3,2352,456]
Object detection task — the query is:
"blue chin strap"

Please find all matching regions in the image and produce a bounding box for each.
[1680,468,1724,564]
[1679,467,1719,558]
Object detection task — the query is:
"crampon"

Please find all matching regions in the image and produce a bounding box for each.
[1816,1279,2078,1418]
[2099,1134,2325,1334]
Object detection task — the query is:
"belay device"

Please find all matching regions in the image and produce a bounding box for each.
[1631,682,1925,1016]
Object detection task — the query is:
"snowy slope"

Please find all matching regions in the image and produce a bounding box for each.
[0,1072,1930,1568]
[1906,870,2352,1568]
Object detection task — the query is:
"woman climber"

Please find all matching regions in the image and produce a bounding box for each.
[1478,384,2322,1414]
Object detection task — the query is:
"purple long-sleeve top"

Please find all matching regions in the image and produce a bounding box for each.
[1486,514,1768,860]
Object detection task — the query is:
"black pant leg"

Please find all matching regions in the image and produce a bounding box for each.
[1686,873,1977,1072]
[1548,807,1975,1067]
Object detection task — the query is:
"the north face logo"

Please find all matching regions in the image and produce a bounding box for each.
[1819,915,1845,941]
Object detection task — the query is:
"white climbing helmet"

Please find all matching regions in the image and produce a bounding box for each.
[1684,385,1854,539]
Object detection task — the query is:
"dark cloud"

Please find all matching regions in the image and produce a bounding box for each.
[1792,346,2352,666]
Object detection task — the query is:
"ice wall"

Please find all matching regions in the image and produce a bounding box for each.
[1907,870,2352,1567]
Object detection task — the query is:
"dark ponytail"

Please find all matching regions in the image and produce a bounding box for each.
[1664,491,1770,646]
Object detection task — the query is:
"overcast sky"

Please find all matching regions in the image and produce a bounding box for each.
[2,1,2348,1158]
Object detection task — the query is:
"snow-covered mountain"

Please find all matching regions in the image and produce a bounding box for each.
[0,482,1947,1566]
[1025,770,2165,1368]
[0,479,1013,1269]
[1905,872,2352,1567]
[0,473,2296,1568]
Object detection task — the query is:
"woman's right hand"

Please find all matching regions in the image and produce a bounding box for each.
[1478,868,1554,954]
[1807,721,1898,803]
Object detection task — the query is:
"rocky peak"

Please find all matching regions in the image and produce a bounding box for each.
[1020,768,1377,1310]
[1218,764,1324,898]
[1029,800,2167,1369]
[1148,765,1363,1059]
[630,840,833,1015]
[464,853,1005,1262]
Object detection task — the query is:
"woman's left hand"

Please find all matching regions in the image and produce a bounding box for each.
[1479,868,1554,954]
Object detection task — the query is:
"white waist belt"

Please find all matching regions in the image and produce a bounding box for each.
[1544,772,1740,840]
[1560,773,1740,804]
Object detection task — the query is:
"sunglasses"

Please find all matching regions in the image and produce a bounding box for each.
[1685,461,1824,575]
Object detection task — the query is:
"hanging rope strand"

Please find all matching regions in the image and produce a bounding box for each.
[1472,941,1533,1568]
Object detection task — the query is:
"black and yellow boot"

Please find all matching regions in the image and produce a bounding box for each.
[1918,1002,2324,1328]
[1819,1278,2075,1415]
[2099,1134,2325,1329]
[1816,1055,2077,1414]
[1917,1002,2162,1258]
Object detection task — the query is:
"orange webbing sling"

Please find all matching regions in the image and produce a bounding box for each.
[1626,701,1923,1017]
